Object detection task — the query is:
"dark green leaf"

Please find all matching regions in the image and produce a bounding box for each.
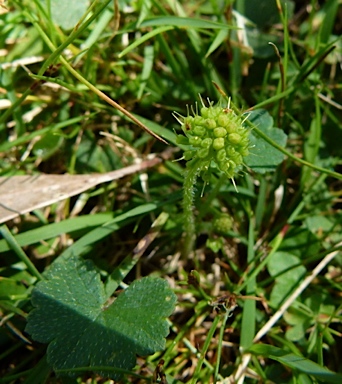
[267,251,306,307]
[249,344,342,383]
[25,255,177,380]
[245,109,287,173]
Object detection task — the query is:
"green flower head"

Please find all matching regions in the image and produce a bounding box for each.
[175,99,250,179]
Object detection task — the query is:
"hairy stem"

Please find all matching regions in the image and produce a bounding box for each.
[182,159,202,257]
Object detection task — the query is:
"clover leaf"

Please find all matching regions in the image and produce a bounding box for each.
[245,109,288,173]
[25,255,177,380]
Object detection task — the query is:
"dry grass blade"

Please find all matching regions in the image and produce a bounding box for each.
[0,150,173,223]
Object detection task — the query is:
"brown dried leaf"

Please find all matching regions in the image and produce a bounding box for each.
[0,156,164,223]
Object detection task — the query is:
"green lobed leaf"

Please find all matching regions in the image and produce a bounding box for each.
[249,344,342,383]
[280,227,321,258]
[267,251,307,308]
[25,255,177,380]
[245,109,288,173]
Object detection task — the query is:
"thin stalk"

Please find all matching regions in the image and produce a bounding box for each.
[0,225,43,281]
[198,174,226,221]
[239,217,256,350]
[214,310,230,383]
[190,315,220,384]
[182,160,201,257]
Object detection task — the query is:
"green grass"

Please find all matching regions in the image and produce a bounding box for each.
[1,0,342,383]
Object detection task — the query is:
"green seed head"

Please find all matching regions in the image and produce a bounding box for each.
[175,99,250,179]
[213,214,233,235]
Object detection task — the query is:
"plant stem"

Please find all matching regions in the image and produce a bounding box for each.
[191,315,221,384]
[0,225,43,281]
[182,159,201,257]
[250,122,342,180]
[214,309,231,383]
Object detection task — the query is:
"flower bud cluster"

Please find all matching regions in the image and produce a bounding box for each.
[176,103,250,179]
[213,213,233,236]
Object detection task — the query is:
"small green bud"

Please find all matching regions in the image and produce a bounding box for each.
[213,127,227,138]
[184,116,193,125]
[227,160,237,170]
[205,119,217,129]
[201,138,213,148]
[193,115,203,125]
[226,147,236,157]
[184,150,195,160]
[213,138,225,151]
[193,125,206,136]
[208,107,219,119]
[231,153,242,164]
[213,214,233,235]
[217,113,230,127]
[189,136,202,147]
[218,161,230,173]
[216,148,226,162]
[228,133,241,144]
[225,122,238,134]
[198,148,209,158]
[201,107,209,118]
